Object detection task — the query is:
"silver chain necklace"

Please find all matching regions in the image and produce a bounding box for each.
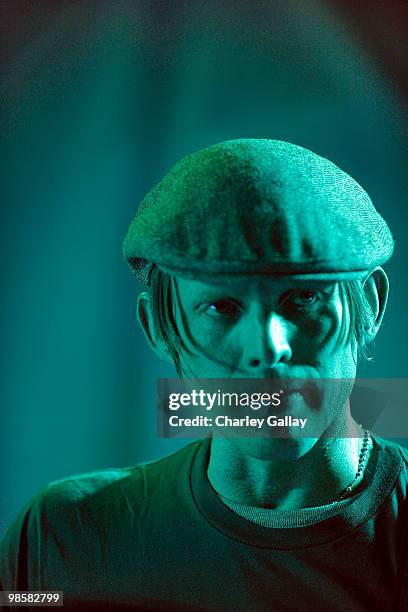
[335,428,371,503]
[213,429,372,508]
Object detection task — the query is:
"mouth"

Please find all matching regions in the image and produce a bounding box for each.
[280,389,304,402]
[280,382,321,409]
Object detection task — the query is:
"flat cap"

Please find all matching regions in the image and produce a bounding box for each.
[123,139,394,284]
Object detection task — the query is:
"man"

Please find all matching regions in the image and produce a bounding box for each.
[1,139,407,611]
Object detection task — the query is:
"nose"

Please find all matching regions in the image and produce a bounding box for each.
[245,312,293,371]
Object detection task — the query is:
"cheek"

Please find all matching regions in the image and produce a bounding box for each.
[294,306,342,353]
[183,319,243,373]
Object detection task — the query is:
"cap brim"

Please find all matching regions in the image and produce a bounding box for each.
[156,264,369,285]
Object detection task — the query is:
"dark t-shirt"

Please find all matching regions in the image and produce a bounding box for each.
[1,435,408,611]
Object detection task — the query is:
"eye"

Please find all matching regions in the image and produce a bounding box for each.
[287,289,320,308]
[205,299,241,318]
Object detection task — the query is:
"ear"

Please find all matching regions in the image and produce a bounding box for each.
[136,292,174,364]
[362,267,389,343]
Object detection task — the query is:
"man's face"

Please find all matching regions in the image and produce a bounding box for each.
[174,276,357,380]
[171,276,358,458]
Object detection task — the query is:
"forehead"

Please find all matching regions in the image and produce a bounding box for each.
[174,275,337,300]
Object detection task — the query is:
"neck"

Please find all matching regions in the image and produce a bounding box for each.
[207,417,370,510]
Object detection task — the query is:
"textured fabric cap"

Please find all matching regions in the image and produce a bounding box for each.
[123,139,394,285]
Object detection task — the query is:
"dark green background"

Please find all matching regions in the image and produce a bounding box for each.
[1,0,407,538]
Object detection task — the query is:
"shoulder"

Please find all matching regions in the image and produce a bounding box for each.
[45,439,202,511]
[2,440,203,533]
[372,435,408,465]
[371,435,408,502]
[0,441,203,589]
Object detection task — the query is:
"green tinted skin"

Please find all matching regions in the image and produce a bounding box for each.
[174,277,353,378]
[172,276,367,508]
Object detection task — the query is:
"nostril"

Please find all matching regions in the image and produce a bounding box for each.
[249,358,261,368]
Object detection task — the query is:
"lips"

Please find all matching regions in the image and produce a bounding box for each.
[285,382,323,410]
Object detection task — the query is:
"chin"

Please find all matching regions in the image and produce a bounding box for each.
[232,437,319,461]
